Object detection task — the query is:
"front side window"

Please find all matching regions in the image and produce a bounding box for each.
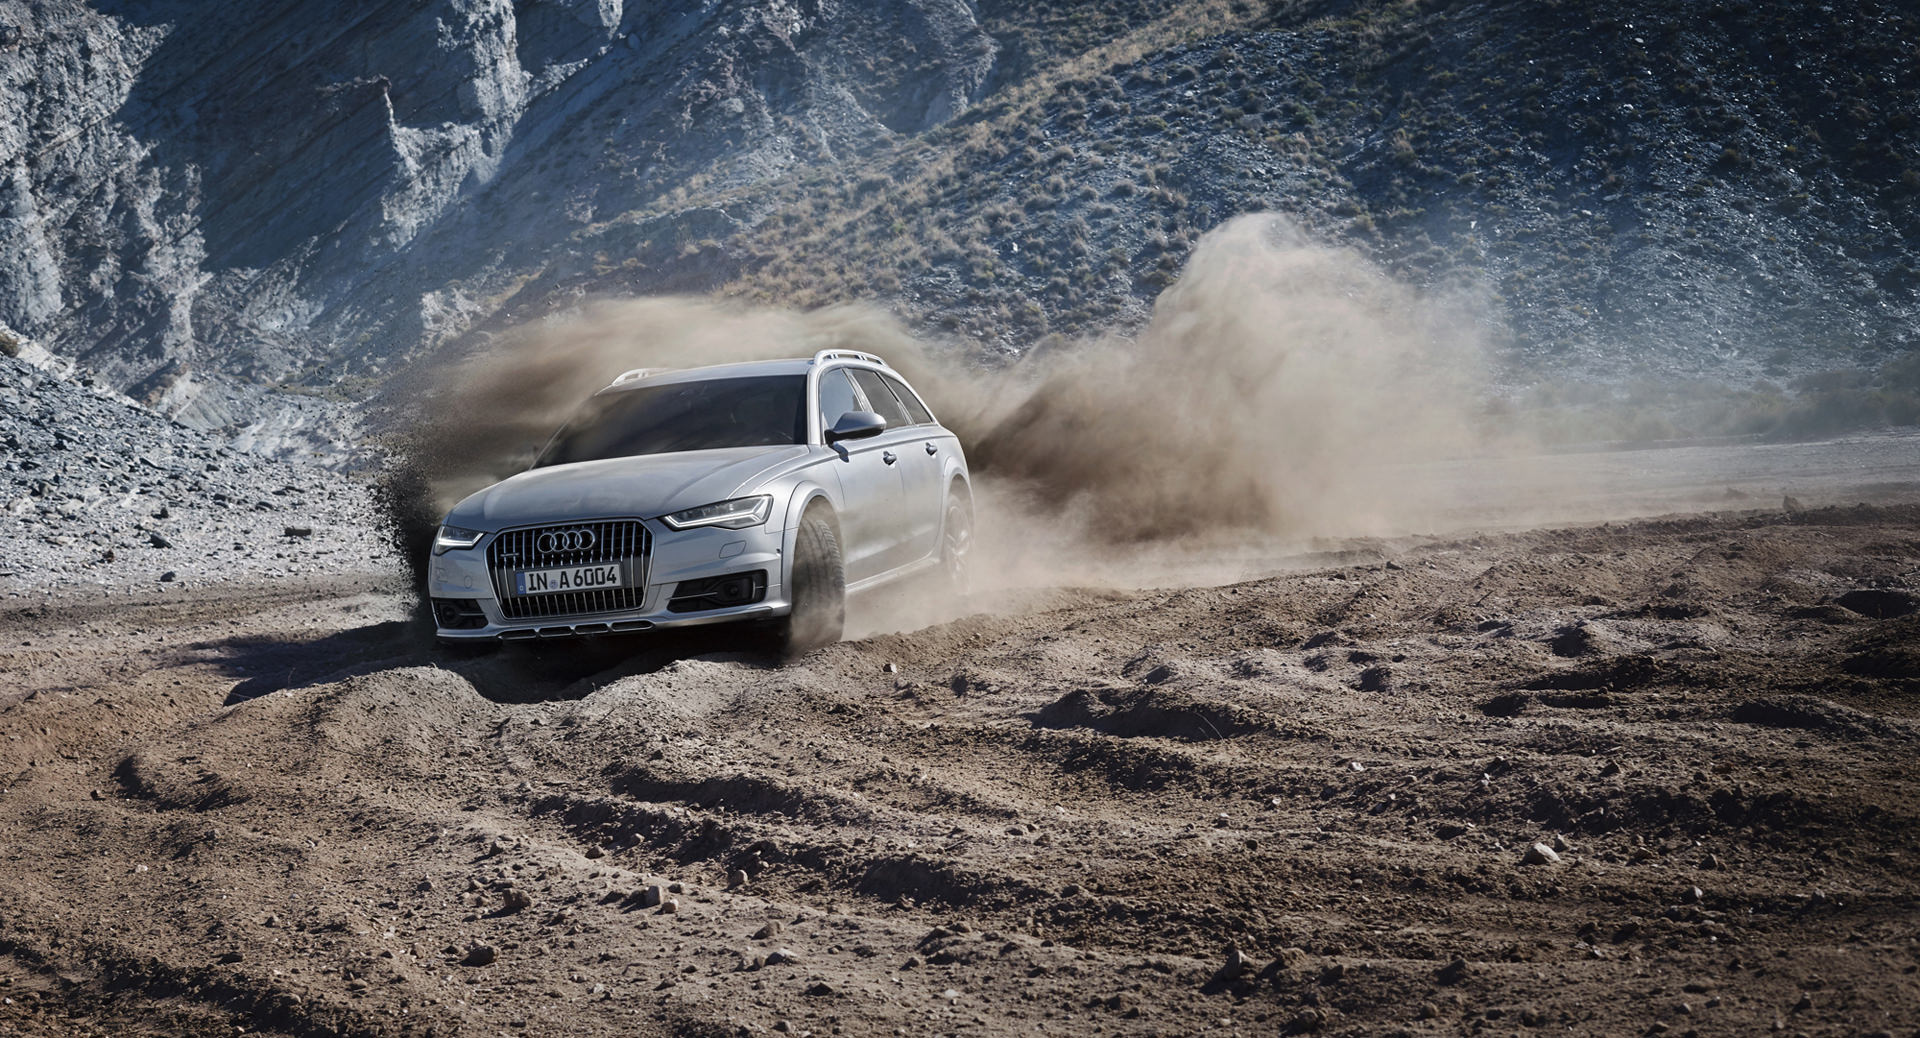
[848,368,912,428]
[816,369,861,438]
[535,375,807,466]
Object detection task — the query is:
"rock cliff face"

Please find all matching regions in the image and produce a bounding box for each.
[0,0,995,441]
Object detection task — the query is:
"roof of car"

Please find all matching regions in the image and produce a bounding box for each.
[598,353,890,394]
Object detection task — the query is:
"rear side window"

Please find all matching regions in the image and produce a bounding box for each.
[882,374,935,425]
[816,369,861,437]
[848,368,912,429]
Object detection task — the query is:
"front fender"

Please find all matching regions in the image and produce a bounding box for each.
[779,475,843,576]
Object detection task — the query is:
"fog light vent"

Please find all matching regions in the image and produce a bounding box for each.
[432,598,487,630]
[668,571,768,613]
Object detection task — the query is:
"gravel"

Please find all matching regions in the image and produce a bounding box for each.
[0,355,395,596]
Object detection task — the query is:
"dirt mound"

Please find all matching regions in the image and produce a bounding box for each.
[1029,684,1279,741]
[1730,695,1909,739]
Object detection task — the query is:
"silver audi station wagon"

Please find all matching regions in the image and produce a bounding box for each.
[426,350,972,653]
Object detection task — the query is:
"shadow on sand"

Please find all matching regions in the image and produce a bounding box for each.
[210,617,784,706]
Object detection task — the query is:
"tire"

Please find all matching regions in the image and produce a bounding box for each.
[942,492,973,597]
[778,509,845,656]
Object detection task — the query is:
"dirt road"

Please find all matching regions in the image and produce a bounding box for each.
[3,491,1918,1036]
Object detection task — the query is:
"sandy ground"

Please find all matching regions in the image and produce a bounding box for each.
[2,438,1919,1038]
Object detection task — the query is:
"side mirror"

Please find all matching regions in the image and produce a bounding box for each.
[825,410,887,443]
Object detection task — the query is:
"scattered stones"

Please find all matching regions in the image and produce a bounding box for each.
[659,898,679,915]
[283,525,313,538]
[1436,958,1470,985]
[728,869,749,888]
[158,571,176,583]
[804,981,835,997]
[1522,843,1561,866]
[461,943,497,967]
[752,921,782,940]
[640,885,664,908]
[1217,945,1254,980]
[1288,1007,1327,1032]
[1683,885,1704,904]
[501,889,532,913]
[584,845,604,859]
[0,355,392,595]
[1551,834,1574,853]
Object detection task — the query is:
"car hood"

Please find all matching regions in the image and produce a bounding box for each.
[445,445,809,529]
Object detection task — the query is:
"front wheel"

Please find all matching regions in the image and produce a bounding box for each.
[778,510,845,656]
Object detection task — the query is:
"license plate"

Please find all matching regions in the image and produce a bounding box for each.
[515,563,624,595]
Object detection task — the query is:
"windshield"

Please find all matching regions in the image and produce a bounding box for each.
[535,375,807,466]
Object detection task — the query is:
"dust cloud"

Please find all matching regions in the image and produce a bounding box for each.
[382,214,1504,598]
[967,214,1493,542]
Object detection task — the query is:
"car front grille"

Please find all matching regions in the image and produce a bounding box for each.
[486,520,651,621]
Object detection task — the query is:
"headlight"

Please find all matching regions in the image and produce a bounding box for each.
[661,495,773,531]
[432,525,487,555]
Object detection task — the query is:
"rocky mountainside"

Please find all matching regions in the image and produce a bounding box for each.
[1,0,1916,446]
[716,0,1920,393]
[0,0,995,445]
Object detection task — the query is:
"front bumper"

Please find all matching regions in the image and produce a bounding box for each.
[426,518,788,641]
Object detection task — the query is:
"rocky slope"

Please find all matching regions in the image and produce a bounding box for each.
[1,0,1915,445]
[718,0,1920,383]
[0,348,392,594]
[0,0,995,436]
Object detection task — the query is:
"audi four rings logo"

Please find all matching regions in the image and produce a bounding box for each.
[537,528,597,554]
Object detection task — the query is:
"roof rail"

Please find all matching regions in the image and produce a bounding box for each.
[811,348,888,368]
[609,367,670,386]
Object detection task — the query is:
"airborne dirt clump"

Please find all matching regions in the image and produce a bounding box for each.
[3,504,1919,1036]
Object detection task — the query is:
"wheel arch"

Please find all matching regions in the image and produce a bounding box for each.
[779,483,840,587]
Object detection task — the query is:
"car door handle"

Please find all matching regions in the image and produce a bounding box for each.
[924,442,938,455]
[882,451,897,465]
